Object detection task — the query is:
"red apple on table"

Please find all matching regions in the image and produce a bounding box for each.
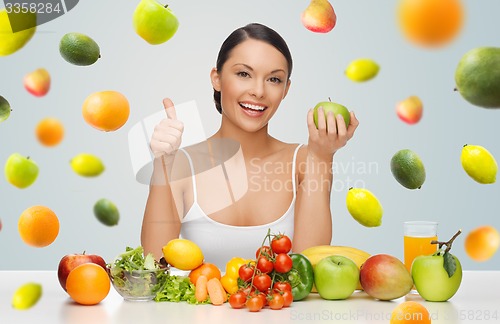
[24,68,51,97]
[396,95,423,124]
[57,252,107,291]
[359,254,413,300]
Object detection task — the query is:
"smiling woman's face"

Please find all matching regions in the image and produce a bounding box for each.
[211,38,291,133]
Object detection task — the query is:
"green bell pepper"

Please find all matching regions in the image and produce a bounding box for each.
[288,253,314,301]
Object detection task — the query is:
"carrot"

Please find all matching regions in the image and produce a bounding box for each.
[195,275,208,303]
[206,277,227,306]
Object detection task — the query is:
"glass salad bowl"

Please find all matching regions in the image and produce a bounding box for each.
[108,267,168,301]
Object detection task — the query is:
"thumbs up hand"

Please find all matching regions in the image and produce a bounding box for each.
[150,98,184,158]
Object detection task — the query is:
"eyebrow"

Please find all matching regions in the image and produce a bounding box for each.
[232,63,286,74]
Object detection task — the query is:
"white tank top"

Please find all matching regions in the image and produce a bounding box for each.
[179,144,302,270]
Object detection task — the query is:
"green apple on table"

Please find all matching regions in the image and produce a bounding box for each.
[133,0,179,45]
[412,230,463,302]
[4,153,39,189]
[313,99,351,129]
[314,255,359,300]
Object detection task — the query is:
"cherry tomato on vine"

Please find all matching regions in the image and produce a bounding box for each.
[274,253,293,273]
[246,295,264,312]
[256,256,274,274]
[271,235,292,254]
[256,245,274,258]
[273,281,292,292]
[268,293,285,310]
[238,264,254,282]
[252,273,272,292]
[281,290,293,307]
[229,291,247,309]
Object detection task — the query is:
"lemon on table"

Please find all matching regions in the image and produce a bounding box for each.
[162,239,204,270]
[93,198,119,226]
[70,153,105,177]
[345,58,380,82]
[461,144,497,184]
[346,187,383,227]
[12,282,42,310]
[0,9,36,56]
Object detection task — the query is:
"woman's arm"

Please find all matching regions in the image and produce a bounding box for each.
[141,98,184,260]
[141,157,182,261]
[293,108,359,252]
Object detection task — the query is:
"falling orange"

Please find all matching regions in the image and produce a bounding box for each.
[397,0,464,47]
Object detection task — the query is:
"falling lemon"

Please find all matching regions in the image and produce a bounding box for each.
[70,153,105,177]
[0,9,36,56]
[461,144,497,184]
[345,58,380,82]
[12,282,42,310]
[162,238,204,270]
[346,187,383,227]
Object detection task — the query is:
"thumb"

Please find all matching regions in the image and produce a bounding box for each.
[163,98,177,120]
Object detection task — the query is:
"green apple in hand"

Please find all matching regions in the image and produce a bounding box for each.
[133,0,179,45]
[4,153,39,189]
[314,255,359,300]
[313,99,351,129]
[412,230,463,302]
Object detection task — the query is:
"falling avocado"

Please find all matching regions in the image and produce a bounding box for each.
[455,47,500,108]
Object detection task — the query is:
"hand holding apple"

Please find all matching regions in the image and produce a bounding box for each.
[58,252,107,292]
[412,230,463,302]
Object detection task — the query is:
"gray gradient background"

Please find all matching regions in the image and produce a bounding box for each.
[1,0,499,270]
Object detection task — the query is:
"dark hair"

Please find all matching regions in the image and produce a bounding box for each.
[213,23,293,114]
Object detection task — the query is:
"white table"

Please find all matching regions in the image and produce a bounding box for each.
[1,271,499,323]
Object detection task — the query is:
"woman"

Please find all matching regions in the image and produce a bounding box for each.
[142,23,359,269]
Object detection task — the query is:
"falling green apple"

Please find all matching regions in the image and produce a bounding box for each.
[411,230,463,302]
[4,153,39,189]
[313,99,350,129]
[133,0,179,45]
[0,95,11,123]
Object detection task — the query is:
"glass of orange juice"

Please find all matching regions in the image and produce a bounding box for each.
[403,221,438,273]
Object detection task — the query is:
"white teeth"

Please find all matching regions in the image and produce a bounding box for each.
[240,103,266,111]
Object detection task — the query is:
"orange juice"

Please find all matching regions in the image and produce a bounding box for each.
[404,235,438,272]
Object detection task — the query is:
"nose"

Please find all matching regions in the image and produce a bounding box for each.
[249,79,265,98]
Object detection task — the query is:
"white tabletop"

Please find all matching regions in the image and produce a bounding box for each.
[1,271,499,324]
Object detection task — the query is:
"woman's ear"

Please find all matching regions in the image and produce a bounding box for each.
[210,68,221,91]
[282,79,292,99]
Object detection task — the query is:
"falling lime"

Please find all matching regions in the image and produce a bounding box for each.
[93,198,120,226]
[0,95,11,123]
[390,149,426,189]
[59,32,101,66]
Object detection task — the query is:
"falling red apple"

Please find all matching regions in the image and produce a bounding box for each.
[24,68,51,97]
[57,252,107,291]
[301,0,337,33]
[396,95,423,124]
